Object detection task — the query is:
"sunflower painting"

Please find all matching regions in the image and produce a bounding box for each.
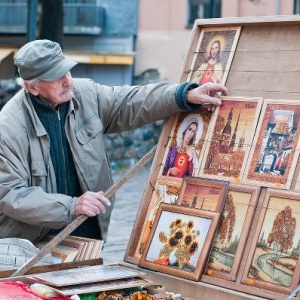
[139,203,220,281]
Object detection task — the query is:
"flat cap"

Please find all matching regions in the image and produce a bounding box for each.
[15,39,77,81]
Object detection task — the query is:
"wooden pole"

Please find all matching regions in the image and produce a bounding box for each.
[11,145,157,277]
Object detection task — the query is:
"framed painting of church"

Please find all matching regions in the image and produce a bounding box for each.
[204,184,261,282]
[241,188,300,294]
[243,99,300,190]
[198,96,263,182]
[176,176,229,213]
[187,26,241,86]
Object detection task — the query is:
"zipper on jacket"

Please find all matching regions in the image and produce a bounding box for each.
[57,107,68,194]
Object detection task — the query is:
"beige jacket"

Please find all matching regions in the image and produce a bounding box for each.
[0,79,183,242]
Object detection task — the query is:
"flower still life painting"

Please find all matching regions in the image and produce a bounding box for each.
[139,203,220,281]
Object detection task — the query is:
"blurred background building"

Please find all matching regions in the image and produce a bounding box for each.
[0,0,297,167]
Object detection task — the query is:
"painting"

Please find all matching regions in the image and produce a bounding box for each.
[177,176,229,213]
[31,265,146,287]
[188,26,241,86]
[204,184,261,281]
[134,176,182,259]
[51,277,155,296]
[198,96,263,182]
[243,99,300,189]
[139,203,220,281]
[160,110,213,179]
[241,189,300,294]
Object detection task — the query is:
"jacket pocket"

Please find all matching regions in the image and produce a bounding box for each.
[74,115,106,168]
[75,115,103,145]
[31,159,47,187]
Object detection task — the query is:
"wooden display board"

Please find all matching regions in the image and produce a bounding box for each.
[125,15,300,300]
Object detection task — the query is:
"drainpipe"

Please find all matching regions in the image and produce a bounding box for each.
[275,0,280,15]
[27,0,38,41]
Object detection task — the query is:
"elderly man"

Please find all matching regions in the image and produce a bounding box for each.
[0,39,227,243]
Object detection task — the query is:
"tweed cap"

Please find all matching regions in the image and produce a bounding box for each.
[15,39,77,81]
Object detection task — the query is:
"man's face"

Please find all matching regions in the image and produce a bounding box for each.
[210,42,220,59]
[33,72,74,107]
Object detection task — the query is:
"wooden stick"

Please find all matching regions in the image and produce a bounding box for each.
[11,145,157,277]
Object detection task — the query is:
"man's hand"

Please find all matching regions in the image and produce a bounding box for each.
[76,191,111,217]
[187,82,228,111]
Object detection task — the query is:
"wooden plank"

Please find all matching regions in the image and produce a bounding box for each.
[10,146,157,277]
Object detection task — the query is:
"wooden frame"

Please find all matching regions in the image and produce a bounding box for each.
[159,110,213,179]
[243,99,300,189]
[51,277,155,296]
[30,264,146,287]
[198,96,263,182]
[133,176,182,259]
[125,16,300,300]
[241,189,300,294]
[139,203,220,281]
[187,26,241,86]
[204,184,261,281]
[176,176,229,213]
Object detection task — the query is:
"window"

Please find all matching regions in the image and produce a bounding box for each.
[187,0,221,27]
[294,0,300,14]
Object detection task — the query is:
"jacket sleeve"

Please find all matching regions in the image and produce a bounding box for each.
[0,128,76,229]
[94,80,200,133]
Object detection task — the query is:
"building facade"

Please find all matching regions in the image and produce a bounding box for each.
[0,0,138,86]
[135,0,295,82]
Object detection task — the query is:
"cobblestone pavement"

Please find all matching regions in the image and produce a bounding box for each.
[100,167,150,265]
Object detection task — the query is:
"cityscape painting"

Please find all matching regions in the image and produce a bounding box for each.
[243,100,300,189]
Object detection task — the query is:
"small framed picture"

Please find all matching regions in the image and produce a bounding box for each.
[241,189,300,294]
[139,203,220,281]
[133,176,182,259]
[187,26,241,86]
[176,176,229,213]
[160,111,213,179]
[204,184,261,281]
[243,99,300,189]
[198,96,263,182]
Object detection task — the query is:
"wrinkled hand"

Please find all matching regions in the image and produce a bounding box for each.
[187,82,228,111]
[76,191,111,217]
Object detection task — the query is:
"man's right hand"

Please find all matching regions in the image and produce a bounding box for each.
[76,191,111,217]
[186,82,228,111]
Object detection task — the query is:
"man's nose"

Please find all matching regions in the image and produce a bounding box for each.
[62,73,72,84]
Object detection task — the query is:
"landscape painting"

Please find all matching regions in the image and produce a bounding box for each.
[241,189,300,294]
[205,184,260,281]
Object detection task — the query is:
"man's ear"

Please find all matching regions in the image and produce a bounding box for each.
[24,81,39,96]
